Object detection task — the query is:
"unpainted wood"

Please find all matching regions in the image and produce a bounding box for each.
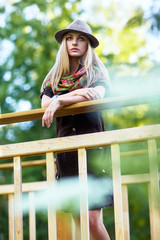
[29,192,36,240]
[46,152,57,240]
[1,95,160,125]
[122,185,130,240]
[8,194,14,240]
[148,139,160,240]
[121,173,150,185]
[0,181,47,195]
[78,148,90,240]
[1,124,160,160]
[111,144,124,240]
[0,159,46,170]
[14,156,23,240]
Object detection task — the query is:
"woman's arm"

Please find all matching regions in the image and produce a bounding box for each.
[41,86,105,108]
[42,85,105,128]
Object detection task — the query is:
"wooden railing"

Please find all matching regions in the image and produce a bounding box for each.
[0,95,160,240]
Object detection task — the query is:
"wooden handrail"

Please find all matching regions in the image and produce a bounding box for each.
[0,94,160,125]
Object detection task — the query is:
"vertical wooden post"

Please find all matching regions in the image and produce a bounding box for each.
[78,148,90,240]
[46,152,57,240]
[8,194,14,240]
[14,156,23,240]
[148,139,160,240]
[122,185,130,240]
[29,191,36,240]
[111,144,124,240]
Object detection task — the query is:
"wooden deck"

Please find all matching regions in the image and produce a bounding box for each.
[0,96,160,240]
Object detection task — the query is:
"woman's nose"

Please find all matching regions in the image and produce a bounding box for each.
[72,38,77,45]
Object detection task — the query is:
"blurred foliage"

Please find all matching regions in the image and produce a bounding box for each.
[0,0,160,239]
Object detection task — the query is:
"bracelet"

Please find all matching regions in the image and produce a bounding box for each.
[51,95,57,102]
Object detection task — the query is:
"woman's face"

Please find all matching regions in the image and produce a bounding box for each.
[65,32,88,58]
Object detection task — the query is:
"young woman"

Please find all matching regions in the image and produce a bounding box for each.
[41,19,111,240]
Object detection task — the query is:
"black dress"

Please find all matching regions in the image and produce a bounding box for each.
[41,73,113,209]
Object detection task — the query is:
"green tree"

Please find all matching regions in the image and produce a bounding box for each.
[0,0,160,239]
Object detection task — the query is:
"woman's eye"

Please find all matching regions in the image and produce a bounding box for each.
[79,37,85,41]
[66,37,72,41]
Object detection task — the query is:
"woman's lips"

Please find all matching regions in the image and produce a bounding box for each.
[71,48,79,51]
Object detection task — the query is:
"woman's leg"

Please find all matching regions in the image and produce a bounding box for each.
[89,209,110,240]
[73,209,110,240]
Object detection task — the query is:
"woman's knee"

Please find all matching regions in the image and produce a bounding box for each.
[89,210,101,230]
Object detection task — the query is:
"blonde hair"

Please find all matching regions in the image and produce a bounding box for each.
[41,35,111,93]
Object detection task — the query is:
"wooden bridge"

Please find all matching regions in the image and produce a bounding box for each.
[0,95,160,240]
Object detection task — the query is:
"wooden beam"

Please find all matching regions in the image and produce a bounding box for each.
[78,148,90,240]
[8,194,14,240]
[0,159,46,170]
[0,181,47,195]
[111,144,124,240]
[14,156,23,240]
[121,173,150,185]
[0,124,160,159]
[148,139,160,240]
[46,152,57,240]
[29,192,36,240]
[0,94,160,125]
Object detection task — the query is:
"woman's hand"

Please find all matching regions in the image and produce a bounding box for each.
[42,98,60,128]
[73,88,101,100]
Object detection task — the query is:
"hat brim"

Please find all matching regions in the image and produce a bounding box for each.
[55,29,99,48]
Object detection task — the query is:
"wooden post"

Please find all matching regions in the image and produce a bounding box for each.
[29,191,36,240]
[111,144,124,240]
[46,152,57,240]
[148,139,160,240]
[14,156,23,240]
[122,185,130,240]
[78,148,90,240]
[8,194,14,240]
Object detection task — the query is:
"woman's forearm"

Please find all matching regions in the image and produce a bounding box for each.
[57,94,88,106]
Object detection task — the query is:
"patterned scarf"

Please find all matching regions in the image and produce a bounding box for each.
[42,66,104,94]
[54,67,87,94]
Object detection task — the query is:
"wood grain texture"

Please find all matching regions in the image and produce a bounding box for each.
[14,156,23,240]
[1,94,160,125]
[122,185,130,240]
[111,144,124,240]
[8,194,14,240]
[0,124,160,159]
[46,152,57,240]
[78,148,90,240]
[29,192,36,240]
[148,140,160,240]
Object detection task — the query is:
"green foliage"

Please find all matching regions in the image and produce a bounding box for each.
[0,0,160,239]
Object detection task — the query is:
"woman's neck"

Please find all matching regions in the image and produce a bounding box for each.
[69,57,79,74]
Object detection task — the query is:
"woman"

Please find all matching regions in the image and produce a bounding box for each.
[41,19,111,240]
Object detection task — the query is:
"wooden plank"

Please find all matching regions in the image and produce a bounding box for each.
[1,94,160,125]
[56,212,72,240]
[121,173,150,185]
[29,192,36,240]
[111,144,124,240]
[78,148,90,240]
[0,172,159,195]
[148,139,160,240]
[8,194,14,240]
[14,156,23,240]
[46,152,57,240]
[0,181,47,195]
[0,159,46,170]
[122,185,130,240]
[1,124,160,160]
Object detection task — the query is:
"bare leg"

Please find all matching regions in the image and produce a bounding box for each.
[73,209,110,240]
[89,209,110,240]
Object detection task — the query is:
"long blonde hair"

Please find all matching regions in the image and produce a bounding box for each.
[41,35,111,93]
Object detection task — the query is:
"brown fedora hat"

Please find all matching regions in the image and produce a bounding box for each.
[55,19,99,48]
